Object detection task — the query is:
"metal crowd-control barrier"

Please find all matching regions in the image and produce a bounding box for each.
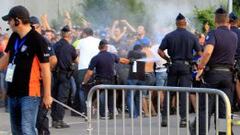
[86,85,232,135]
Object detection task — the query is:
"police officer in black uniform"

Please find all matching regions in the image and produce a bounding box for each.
[51,25,79,128]
[158,13,202,127]
[229,12,240,110]
[191,8,238,135]
[82,39,129,119]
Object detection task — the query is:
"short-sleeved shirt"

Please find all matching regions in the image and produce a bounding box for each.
[230,26,240,59]
[44,37,55,57]
[53,38,78,71]
[127,50,146,80]
[76,36,100,70]
[88,51,120,80]
[205,26,238,66]
[134,36,151,46]
[159,28,201,61]
[5,29,49,97]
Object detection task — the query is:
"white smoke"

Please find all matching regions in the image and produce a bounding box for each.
[139,0,223,42]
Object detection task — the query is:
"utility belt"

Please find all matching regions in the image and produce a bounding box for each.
[206,64,233,72]
[95,76,115,85]
[55,67,74,78]
[155,67,167,72]
[210,67,232,72]
[145,72,155,76]
[172,60,190,65]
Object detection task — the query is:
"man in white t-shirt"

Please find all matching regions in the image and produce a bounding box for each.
[75,28,100,114]
[77,28,100,70]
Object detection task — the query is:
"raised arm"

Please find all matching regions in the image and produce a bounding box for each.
[121,19,136,33]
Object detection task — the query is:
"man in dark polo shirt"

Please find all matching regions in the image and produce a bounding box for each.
[229,12,240,110]
[82,39,129,118]
[51,25,78,128]
[190,8,238,135]
[30,16,57,135]
[158,13,202,127]
[0,6,52,135]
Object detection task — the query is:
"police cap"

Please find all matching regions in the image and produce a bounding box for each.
[99,39,108,47]
[215,7,227,14]
[176,13,185,21]
[30,16,40,25]
[229,12,238,21]
[61,25,71,32]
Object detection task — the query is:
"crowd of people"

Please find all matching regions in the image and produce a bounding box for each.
[0,5,240,135]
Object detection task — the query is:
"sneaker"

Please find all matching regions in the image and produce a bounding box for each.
[58,120,70,128]
[52,121,61,128]
[52,120,70,129]
[189,121,196,135]
[161,117,167,127]
[180,119,187,128]
[100,116,109,120]
[52,121,58,128]
[170,107,176,115]
[109,113,114,119]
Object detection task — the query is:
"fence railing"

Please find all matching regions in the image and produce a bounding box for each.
[86,85,232,135]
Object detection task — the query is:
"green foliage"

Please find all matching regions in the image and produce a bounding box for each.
[233,0,240,16]
[193,7,215,32]
[193,0,240,32]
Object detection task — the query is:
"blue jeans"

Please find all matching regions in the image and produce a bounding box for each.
[156,71,167,86]
[142,73,156,97]
[77,69,88,113]
[127,79,144,118]
[9,96,40,135]
[79,86,87,113]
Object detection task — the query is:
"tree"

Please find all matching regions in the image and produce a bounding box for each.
[193,7,215,33]
[233,0,240,15]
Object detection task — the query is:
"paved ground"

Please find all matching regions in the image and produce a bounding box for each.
[0,108,240,135]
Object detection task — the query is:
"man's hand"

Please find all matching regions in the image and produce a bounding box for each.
[195,69,203,81]
[120,19,128,24]
[113,20,119,25]
[197,64,205,70]
[42,96,53,109]
[120,58,130,64]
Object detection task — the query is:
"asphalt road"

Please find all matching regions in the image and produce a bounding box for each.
[0,108,240,135]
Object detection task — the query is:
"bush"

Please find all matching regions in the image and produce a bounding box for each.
[193,6,215,33]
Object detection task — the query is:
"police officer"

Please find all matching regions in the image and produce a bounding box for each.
[229,12,240,109]
[191,8,237,135]
[51,25,79,128]
[82,39,129,119]
[158,13,202,127]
